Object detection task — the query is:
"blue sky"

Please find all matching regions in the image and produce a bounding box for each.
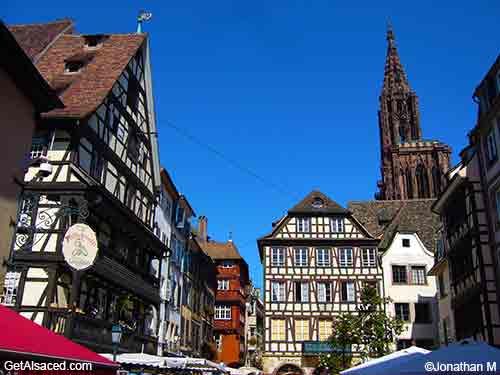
[3,1,500,289]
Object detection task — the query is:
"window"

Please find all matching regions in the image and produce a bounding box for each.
[486,128,498,164]
[297,218,310,232]
[339,248,353,267]
[318,320,332,341]
[218,279,229,291]
[392,265,407,284]
[438,274,447,298]
[316,248,331,267]
[30,136,47,159]
[317,282,332,303]
[127,130,140,161]
[221,261,233,268]
[294,282,309,302]
[312,197,324,208]
[1,271,20,306]
[127,75,140,111]
[294,248,308,267]
[295,319,310,341]
[397,339,412,350]
[65,60,84,73]
[402,238,410,247]
[411,266,426,285]
[271,282,286,302]
[271,247,285,267]
[271,319,286,341]
[415,303,432,323]
[362,248,377,267]
[340,281,355,302]
[215,305,231,320]
[395,303,410,321]
[330,217,344,232]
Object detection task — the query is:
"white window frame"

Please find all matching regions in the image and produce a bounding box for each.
[271,319,286,341]
[221,261,234,268]
[330,217,344,232]
[318,319,332,341]
[317,282,332,303]
[217,279,229,290]
[294,248,309,267]
[316,248,331,267]
[271,281,286,302]
[362,248,377,267]
[411,266,427,285]
[1,271,20,306]
[295,282,309,302]
[339,248,353,267]
[341,281,355,302]
[296,217,311,233]
[215,305,231,320]
[486,127,498,163]
[294,319,310,341]
[271,247,285,267]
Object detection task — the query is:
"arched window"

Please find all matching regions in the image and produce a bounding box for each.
[432,166,441,197]
[416,164,430,198]
[405,169,413,199]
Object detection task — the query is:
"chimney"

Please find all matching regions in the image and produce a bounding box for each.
[198,216,208,242]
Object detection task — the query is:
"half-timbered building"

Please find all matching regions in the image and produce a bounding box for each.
[257,191,382,375]
[3,19,165,354]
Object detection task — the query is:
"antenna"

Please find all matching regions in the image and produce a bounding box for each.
[137,10,153,33]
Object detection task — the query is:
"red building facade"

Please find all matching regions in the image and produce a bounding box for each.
[198,216,250,367]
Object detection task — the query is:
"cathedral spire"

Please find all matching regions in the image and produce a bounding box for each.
[383,23,410,94]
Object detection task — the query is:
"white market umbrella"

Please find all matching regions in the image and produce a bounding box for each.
[341,346,430,375]
[397,341,500,374]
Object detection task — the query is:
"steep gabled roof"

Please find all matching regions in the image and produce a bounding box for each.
[36,33,146,118]
[8,20,146,119]
[0,21,62,112]
[288,190,348,215]
[200,240,244,261]
[348,199,440,252]
[8,19,74,62]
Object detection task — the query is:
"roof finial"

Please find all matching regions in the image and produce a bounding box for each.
[386,18,395,46]
[137,10,153,33]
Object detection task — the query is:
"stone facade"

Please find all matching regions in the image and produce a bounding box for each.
[376,25,451,200]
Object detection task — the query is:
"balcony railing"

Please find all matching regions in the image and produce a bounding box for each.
[46,310,157,354]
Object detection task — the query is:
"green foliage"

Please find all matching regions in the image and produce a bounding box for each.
[319,285,404,373]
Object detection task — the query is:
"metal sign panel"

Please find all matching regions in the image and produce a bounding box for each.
[62,223,98,271]
[302,341,351,355]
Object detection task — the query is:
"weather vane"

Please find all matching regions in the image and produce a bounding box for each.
[137,10,153,33]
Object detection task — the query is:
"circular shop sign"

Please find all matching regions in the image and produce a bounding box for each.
[62,223,98,271]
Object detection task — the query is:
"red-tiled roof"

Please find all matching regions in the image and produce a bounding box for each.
[8,19,74,61]
[36,33,146,118]
[9,20,146,119]
[200,240,244,260]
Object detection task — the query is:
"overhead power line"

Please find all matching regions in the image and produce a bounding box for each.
[164,120,299,199]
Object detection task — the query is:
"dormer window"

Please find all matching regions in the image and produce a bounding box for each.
[296,217,310,233]
[312,197,324,208]
[65,60,84,73]
[83,35,105,48]
[330,217,344,232]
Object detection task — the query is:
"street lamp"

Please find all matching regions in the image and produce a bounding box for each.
[111,324,123,362]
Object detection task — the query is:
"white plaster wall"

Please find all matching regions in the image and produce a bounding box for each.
[382,232,439,342]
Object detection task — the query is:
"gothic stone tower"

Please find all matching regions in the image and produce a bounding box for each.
[376,25,451,200]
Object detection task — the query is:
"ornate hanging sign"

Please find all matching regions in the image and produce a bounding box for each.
[62,223,98,271]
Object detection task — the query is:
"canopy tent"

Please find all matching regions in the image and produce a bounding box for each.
[100,353,177,368]
[101,354,228,373]
[397,341,500,374]
[340,346,430,375]
[0,304,117,368]
[165,357,228,373]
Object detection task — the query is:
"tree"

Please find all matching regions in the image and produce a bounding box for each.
[319,285,404,374]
